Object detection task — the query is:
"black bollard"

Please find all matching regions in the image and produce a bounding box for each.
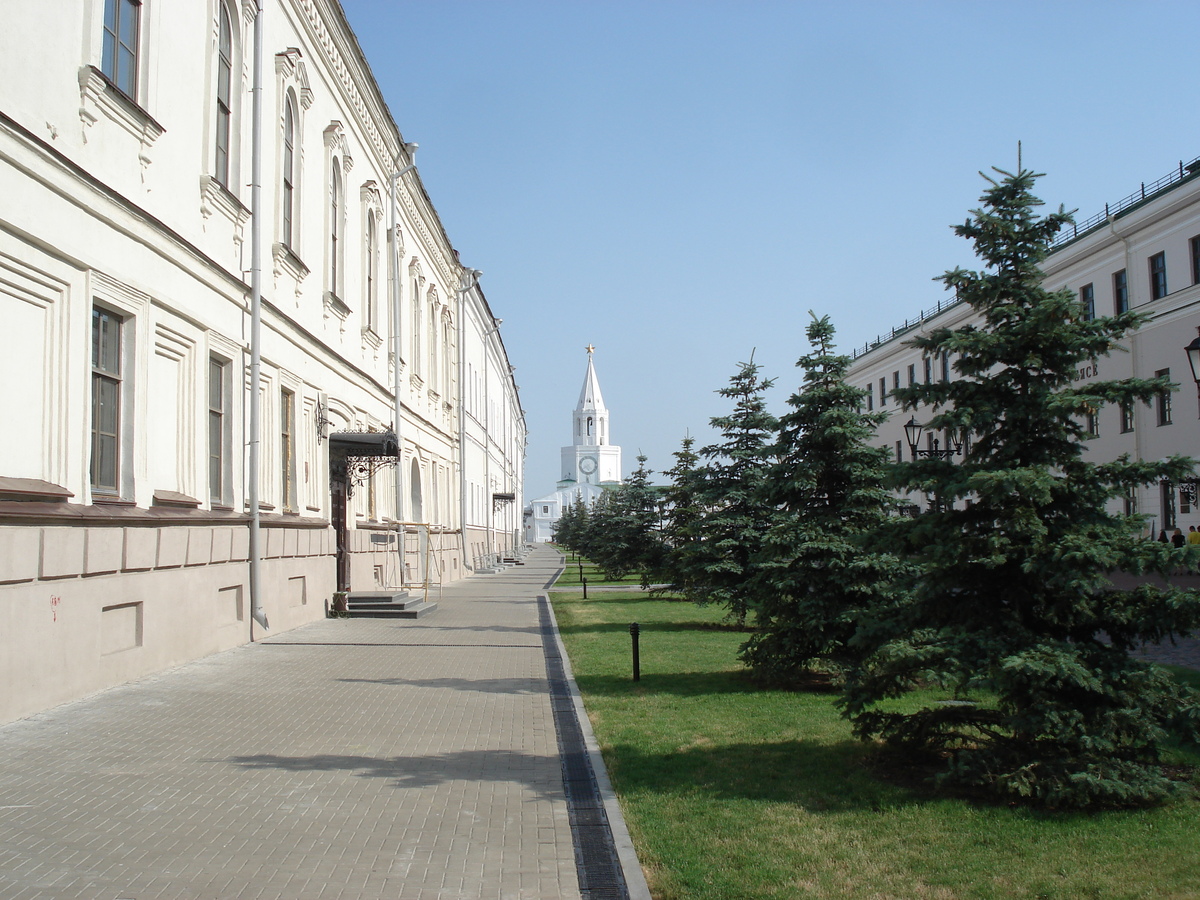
[629,622,640,681]
[582,577,588,599]
[578,562,584,581]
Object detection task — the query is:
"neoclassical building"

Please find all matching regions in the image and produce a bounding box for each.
[0,0,524,724]
[847,157,1200,533]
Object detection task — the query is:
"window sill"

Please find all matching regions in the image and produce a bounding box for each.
[200,175,250,233]
[324,291,351,322]
[78,66,164,153]
[272,243,310,288]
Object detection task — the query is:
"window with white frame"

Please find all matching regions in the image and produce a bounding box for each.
[281,388,296,512]
[281,93,297,249]
[1113,268,1129,315]
[1079,283,1095,320]
[209,356,229,505]
[1156,368,1172,426]
[214,2,234,187]
[1149,252,1168,301]
[91,306,124,495]
[102,0,141,99]
[411,269,423,378]
[329,162,342,300]
[364,212,378,332]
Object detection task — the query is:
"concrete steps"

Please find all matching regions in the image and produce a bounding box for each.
[345,590,437,618]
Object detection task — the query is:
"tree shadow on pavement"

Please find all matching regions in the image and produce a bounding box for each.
[227,749,565,798]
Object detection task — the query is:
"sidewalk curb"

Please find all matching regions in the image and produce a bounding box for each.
[542,590,653,900]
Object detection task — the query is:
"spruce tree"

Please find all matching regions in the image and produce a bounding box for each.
[842,167,1200,808]
[741,314,905,682]
[692,358,779,627]
[658,436,707,598]
[585,457,663,583]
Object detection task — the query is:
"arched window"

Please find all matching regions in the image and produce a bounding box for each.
[214,3,233,186]
[282,95,296,248]
[364,214,377,331]
[330,162,341,298]
[411,274,423,377]
[429,295,439,392]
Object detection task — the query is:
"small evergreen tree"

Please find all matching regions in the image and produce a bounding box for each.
[691,358,780,626]
[658,435,708,599]
[584,457,664,583]
[842,167,1200,808]
[741,314,906,683]
[551,489,586,556]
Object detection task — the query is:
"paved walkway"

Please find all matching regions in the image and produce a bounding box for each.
[0,545,643,900]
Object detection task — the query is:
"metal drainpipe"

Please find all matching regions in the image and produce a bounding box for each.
[247,0,267,635]
[456,270,480,573]
[390,144,417,581]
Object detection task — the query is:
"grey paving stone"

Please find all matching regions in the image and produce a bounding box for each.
[0,547,592,900]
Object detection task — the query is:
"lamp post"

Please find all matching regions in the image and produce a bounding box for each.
[1185,327,1200,386]
[903,416,965,460]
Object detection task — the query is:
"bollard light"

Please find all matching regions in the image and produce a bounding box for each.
[629,622,640,682]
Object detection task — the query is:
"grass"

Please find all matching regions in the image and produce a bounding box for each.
[551,552,643,587]
[550,588,1200,900]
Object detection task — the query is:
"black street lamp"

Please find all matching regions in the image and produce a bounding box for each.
[904,416,964,459]
[1185,327,1200,386]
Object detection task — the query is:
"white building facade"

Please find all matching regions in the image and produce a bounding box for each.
[0,0,523,724]
[525,348,621,543]
[846,158,1200,534]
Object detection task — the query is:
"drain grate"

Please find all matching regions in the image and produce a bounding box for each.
[539,594,630,900]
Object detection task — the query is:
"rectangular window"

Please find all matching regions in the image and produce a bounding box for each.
[1161,481,1177,530]
[866,387,873,411]
[907,364,916,387]
[1113,268,1129,314]
[1120,400,1135,434]
[940,351,950,382]
[1124,488,1137,517]
[924,356,932,384]
[91,307,123,495]
[893,371,900,392]
[209,358,227,505]
[1156,368,1172,426]
[102,0,141,99]
[895,440,902,462]
[1149,252,1168,300]
[281,388,296,512]
[1182,486,1192,516]
[1080,283,1094,320]
[1086,406,1099,437]
[879,377,887,407]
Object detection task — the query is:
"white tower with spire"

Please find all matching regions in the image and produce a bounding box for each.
[559,345,622,487]
[523,346,624,543]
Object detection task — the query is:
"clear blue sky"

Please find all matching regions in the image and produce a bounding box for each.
[341,0,1200,501]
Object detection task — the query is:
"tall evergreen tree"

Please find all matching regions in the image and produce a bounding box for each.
[741,314,905,682]
[668,359,780,626]
[842,167,1200,808]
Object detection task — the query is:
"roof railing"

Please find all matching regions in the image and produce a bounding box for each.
[850,156,1200,361]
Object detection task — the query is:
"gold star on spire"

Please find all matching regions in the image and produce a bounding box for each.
[585,344,595,355]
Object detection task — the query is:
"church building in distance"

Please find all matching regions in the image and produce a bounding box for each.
[525,347,622,542]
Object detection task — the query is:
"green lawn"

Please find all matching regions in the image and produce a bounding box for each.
[551,553,643,587]
[550,589,1200,900]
